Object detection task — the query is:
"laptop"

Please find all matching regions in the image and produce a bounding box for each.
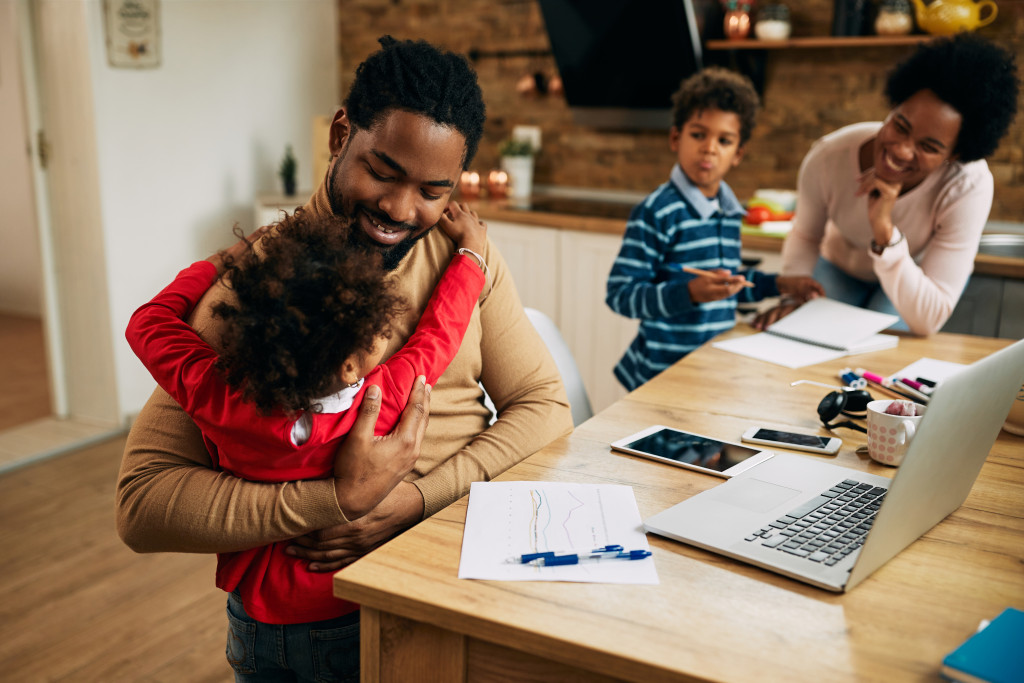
[643,338,1024,592]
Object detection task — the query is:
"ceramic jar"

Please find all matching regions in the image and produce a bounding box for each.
[755,4,792,40]
[875,0,915,35]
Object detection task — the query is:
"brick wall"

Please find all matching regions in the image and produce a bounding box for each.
[336,0,1024,221]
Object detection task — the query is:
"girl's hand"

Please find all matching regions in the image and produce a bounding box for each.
[206,225,270,275]
[776,275,824,303]
[855,168,900,247]
[438,201,487,255]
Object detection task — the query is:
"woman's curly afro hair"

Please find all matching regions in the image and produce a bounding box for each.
[213,208,407,415]
[885,33,1019,163]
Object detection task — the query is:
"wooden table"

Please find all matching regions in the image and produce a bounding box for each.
[335,330,1024,682]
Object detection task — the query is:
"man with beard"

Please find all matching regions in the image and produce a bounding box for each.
[116,36,572,680]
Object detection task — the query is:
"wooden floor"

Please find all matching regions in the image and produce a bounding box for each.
[0,435,232,682]
[0,314,52,431]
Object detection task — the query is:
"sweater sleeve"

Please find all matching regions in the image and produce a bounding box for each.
[870,166,992,335]
[412,242,574,517]
[384,254,486,388]
[125,262,293,456]
[605,204,696,319]
[781,136,833,277]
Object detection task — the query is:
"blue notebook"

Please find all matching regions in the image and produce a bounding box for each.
[941,607,1024,683]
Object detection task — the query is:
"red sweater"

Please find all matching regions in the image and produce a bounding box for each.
[126,256,484,623]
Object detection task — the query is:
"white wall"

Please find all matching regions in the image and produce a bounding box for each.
[0,0,43,318]
[82,0,338,419]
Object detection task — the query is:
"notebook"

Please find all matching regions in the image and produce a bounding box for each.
[643,337,1024,592]
[941,607,1024,683]
[713,298,899,368]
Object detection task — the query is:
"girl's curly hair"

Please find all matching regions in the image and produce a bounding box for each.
[212,208,407,415]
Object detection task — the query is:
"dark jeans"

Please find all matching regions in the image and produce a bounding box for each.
[225,592,360,683]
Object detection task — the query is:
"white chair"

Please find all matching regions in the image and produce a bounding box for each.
[524,307,594,427]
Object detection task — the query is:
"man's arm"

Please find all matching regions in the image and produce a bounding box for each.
[116,386,345,553]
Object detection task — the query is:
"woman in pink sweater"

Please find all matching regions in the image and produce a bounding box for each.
[757,34,1018,335]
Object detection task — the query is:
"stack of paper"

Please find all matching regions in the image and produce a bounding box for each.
[714,298,900,369]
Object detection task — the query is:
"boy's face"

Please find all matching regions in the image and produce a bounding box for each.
[670,108,745,198]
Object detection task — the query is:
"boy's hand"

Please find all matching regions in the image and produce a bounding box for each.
[777,275,825,303]
[438,201,487,255]
[205,225,269,275]
[688,269,748,304]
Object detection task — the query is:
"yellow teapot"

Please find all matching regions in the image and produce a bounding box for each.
[910,0,998,35]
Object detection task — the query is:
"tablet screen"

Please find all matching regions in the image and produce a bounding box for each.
[622,427,763,473]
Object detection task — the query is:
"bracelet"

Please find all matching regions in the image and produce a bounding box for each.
[457,247,492,302]
[457,247,487,272]
[870,227,904,255]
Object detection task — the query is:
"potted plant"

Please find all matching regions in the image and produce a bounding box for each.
[498,137,536,202]
[279,145,297,196]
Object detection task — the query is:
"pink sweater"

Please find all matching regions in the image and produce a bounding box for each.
[781,122,993,335]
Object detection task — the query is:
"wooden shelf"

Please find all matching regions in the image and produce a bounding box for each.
[706,35,930,50]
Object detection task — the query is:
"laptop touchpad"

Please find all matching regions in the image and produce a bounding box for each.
[708,478,801,512]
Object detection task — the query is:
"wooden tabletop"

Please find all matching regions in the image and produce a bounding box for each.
[335,329,1023,682]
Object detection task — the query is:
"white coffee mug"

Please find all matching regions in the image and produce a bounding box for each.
[1003,383,1024,436]
[866,399,926,466]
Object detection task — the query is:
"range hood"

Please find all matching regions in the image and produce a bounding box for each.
[538,0,709,130]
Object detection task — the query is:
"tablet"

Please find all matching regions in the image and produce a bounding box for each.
[610,425,774,478]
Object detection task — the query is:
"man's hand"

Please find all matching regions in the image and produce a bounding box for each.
[776,275,824,303]
[332,377,430,520]
[287,481,425,572]
[688,269,749,304]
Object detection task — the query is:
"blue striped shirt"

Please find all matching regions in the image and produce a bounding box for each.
[606,165,778,391]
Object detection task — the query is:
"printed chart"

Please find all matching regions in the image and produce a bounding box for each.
[458,481,658,584]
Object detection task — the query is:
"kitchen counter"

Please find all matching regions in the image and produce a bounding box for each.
[470,193,1024,279]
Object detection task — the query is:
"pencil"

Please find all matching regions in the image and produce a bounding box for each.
[681,266,755,288]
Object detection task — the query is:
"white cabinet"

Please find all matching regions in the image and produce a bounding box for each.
[488,221,636,415]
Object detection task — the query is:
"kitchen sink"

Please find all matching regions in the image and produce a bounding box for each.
[978,233,1024,259]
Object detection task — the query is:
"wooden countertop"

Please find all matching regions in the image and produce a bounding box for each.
[471,195,1024,278]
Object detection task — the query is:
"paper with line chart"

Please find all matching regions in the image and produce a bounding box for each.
[458,481,658,583]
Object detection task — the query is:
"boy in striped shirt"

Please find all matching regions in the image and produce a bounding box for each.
[606,68,822,390]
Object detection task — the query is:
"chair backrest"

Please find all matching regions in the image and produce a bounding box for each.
[525,308,594,427]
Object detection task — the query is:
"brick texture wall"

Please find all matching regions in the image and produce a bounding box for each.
[336,0,1024,221]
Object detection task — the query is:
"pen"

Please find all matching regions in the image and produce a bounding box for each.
[509,544,624,564]
[681,266,755,288]
[855,368,920,402]
[892,379,930,404]
[526,550,652,567]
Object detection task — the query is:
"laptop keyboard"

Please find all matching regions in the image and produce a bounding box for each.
[744,479,887,566]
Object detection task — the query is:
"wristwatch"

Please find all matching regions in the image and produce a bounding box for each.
[870,227,904,255]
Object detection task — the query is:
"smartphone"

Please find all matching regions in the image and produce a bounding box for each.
[741,427,842,455]
[610,425,774,478]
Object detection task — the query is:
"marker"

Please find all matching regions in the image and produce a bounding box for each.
[839,368,868,389]
[898,377,924,390]
[680,266,755,288]
[915,376,937,388]
[855,368,919,402]
[892,379,930,404]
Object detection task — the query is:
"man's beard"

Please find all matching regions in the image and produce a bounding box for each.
[344,219,430,271]
[328,160,432,271]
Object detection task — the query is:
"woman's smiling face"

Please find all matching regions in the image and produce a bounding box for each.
[873,89,962,192]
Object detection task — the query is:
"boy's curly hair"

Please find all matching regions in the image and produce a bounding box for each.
[212,208,407,415]
[670,67,760,145]
[345,35,486,170]
[884,33,1018,163]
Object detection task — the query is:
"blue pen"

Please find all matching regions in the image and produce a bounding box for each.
[509,544,624,564]
[510,546,652,566]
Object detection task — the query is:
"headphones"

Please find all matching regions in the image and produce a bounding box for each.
[816,389,872,433]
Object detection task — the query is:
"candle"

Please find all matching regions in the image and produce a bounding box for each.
[487,169,508,198]
[459,170,481,198]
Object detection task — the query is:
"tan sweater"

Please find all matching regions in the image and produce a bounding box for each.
[116,182,573,553]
